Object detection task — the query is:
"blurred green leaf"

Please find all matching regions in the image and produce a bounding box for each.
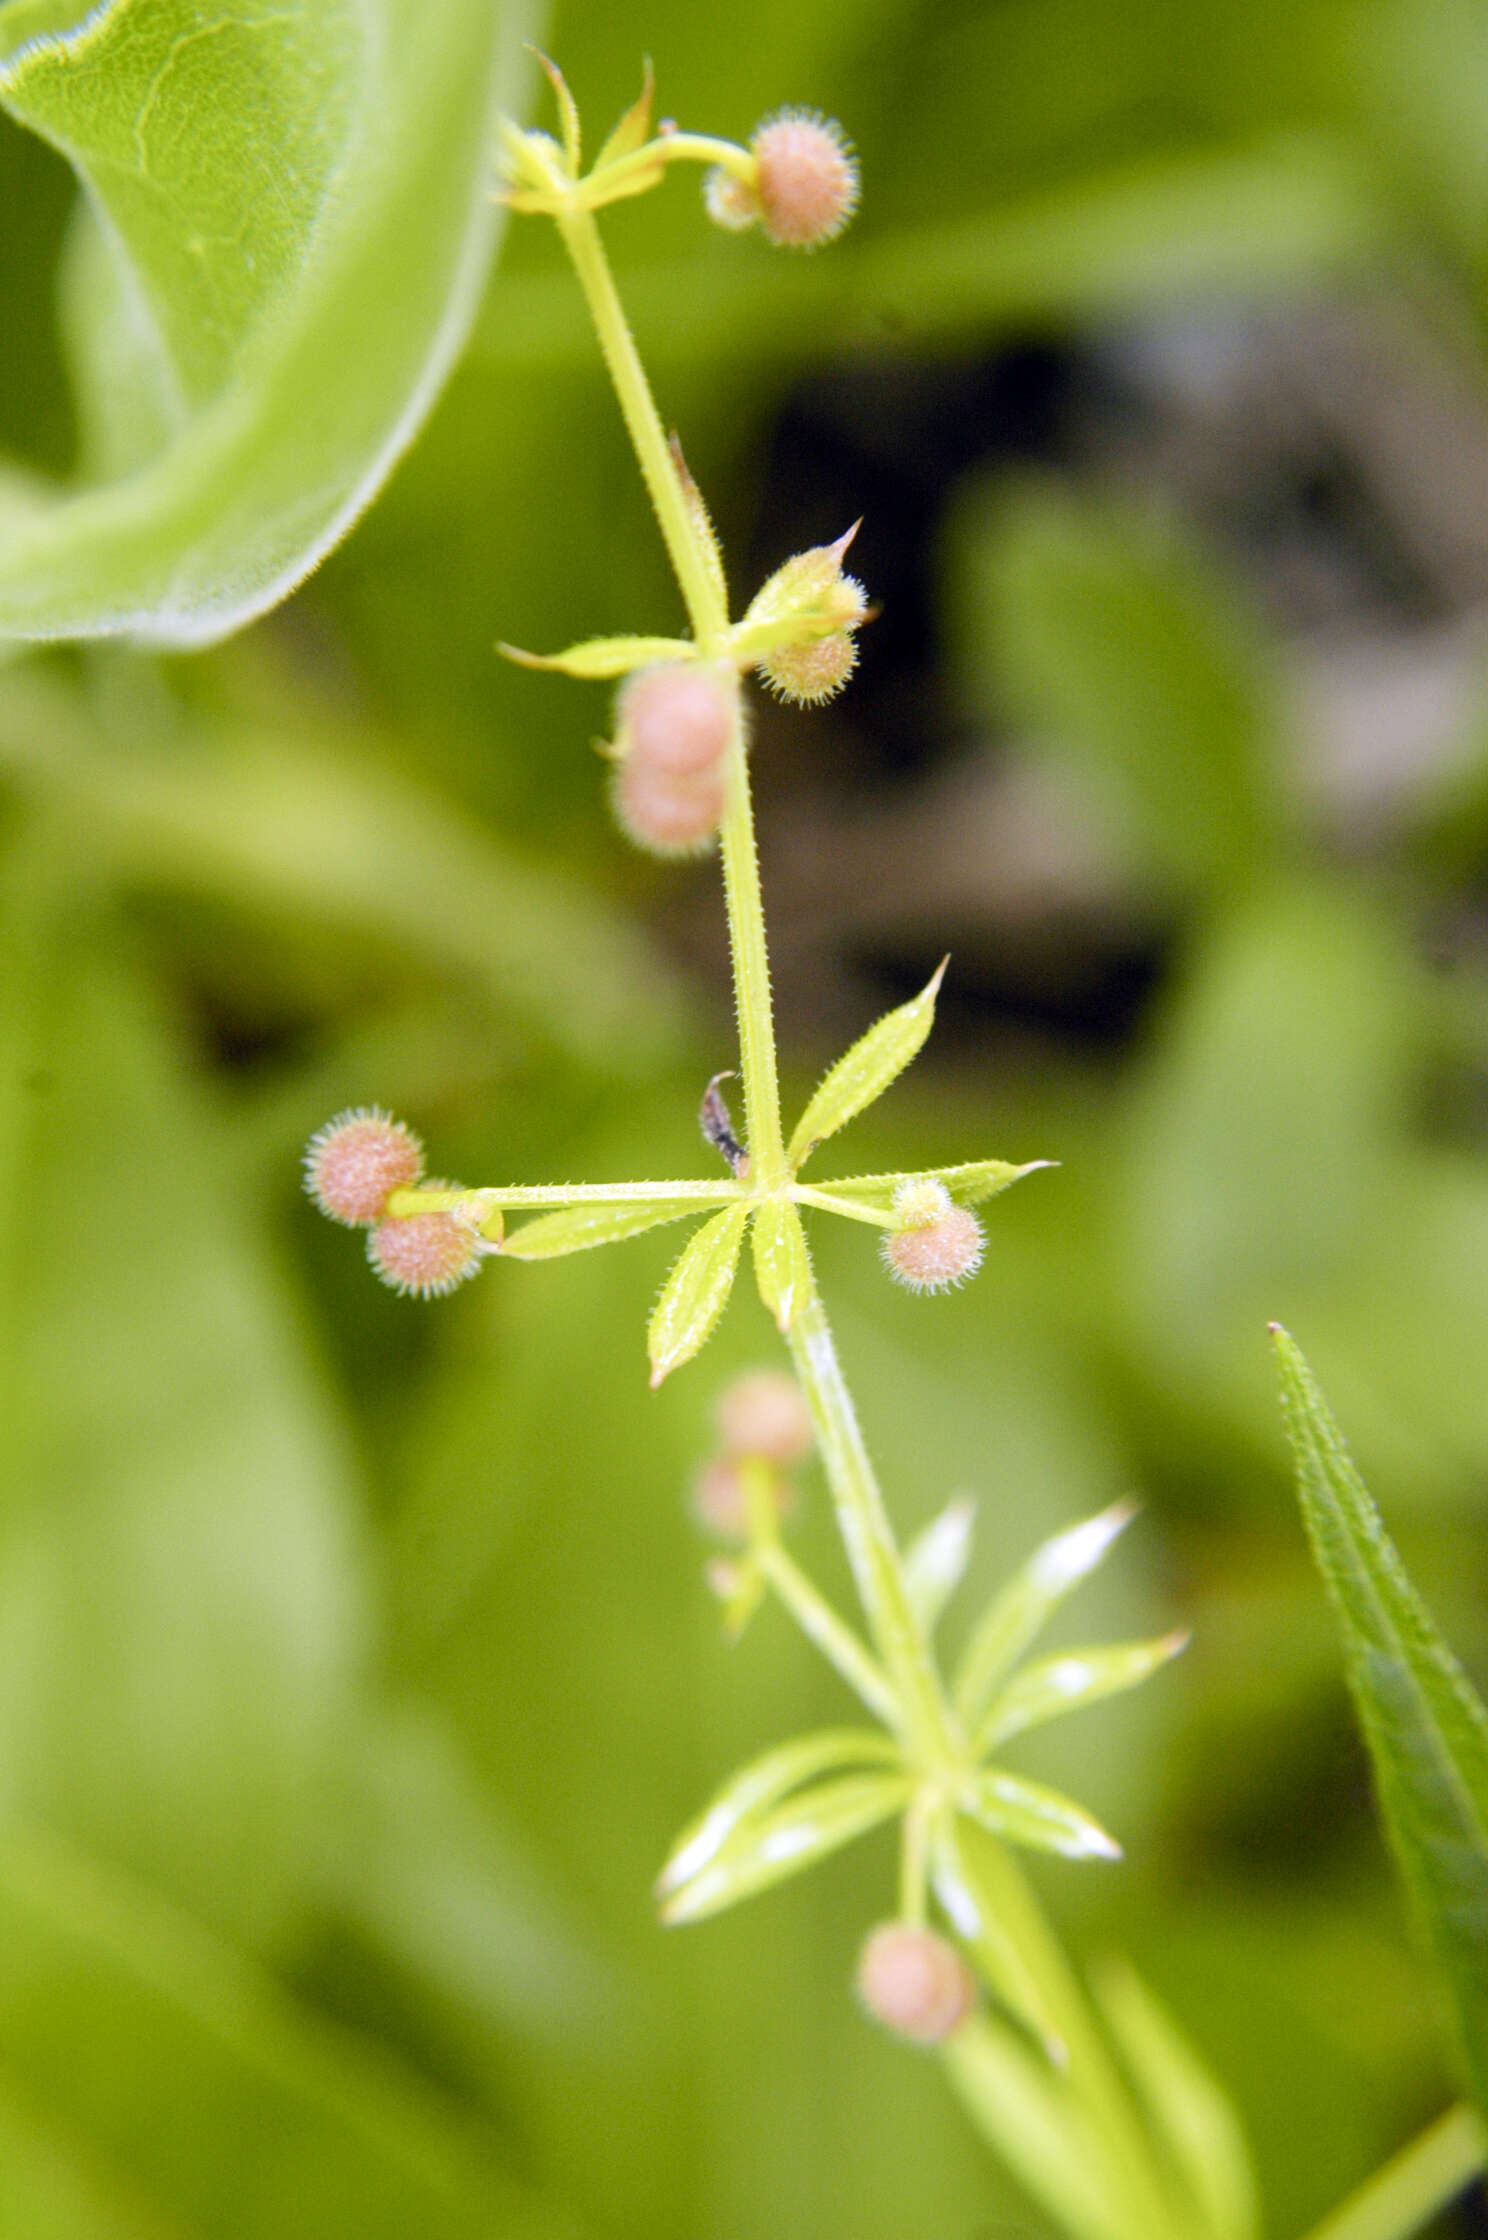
[980,1634,1188,1752]
[955,1503,1137,1730]
[958,484,1279,897]
[0,901,368,1949]
[904,1496,976,1636]
[929,1814,1064,2056]
[1273,1327,1488,2116]
[946,2011,1135,2240]
[647,1203,749,1386]
[788,959,947,1168]
[960,1772,1122,1862]
[750,1199,811,1333]
[501,633,696,678]
[0,1824,572,2238]
[1094,1960,1259,2240]
[656,1727,902,1902]
[659,1771,912,1926]
[0,0,517,643]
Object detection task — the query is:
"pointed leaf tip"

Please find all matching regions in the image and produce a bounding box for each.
[647,1204,749,1385]
[788,959,949,1168]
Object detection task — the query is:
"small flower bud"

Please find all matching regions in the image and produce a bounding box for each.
[692,1457,797,1541]
[750,110,859,248]
[882,1180,984,1294]
[716,1369,814,1465]
[303,1107,423,1227]
[760,630,858,705]
[367,1187,485,1298]
[619,663,735,777]
[612,753,728,855]
[856,1922,976,2045]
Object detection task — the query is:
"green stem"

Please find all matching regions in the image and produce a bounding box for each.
[1297,2106,1485,2240]
[756,1537,900,1729]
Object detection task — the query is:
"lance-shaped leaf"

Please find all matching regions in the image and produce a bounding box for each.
[1273,1326,1488,2117]
[659,1771,913,1925]
[979,1633,1189,1753]
[946,2014,1143,2240]
[0,0,514,645]
[648,1203,749,1387]
[955,1502,1138,1730]
[1092,1960,1260,2240]
[751,1199,811,1332]
[930,1814,1065,2059]
[821,1157,1053,1210]
[960,1771,1122,1862]
[501,1199,713,1260]
[905,1496,976,1635]
[787,959,947,1168]
[499,633,696,680]
[594,58,655,172]
[656,1728,902,1901]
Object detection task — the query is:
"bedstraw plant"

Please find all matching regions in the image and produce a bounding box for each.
[305,60,1488,2240]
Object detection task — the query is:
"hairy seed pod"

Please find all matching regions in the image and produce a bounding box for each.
[716,1369,814,1465]
[612,753,728,856]
[620,662,736,776]
[856,1923,976,2044]
[760,630,858,705]
[751,110,860,248]
[303,1107,424,1227]
[367,1191,484,1298]
[882,1179,984,1294]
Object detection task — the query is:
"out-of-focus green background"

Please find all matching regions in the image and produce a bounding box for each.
[3,2,1488,2233]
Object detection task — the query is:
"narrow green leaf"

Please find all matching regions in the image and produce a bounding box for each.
[905,1496,976,1634]
[594,57,655,171]
[502,1199,708,1260]
[0,0,517,644]
[656,1728,902,1900]
[1093,1959,1260,2240]
[1273,1326,1488,2117]
[533,48,580,175]
[822,1157,1054,1209]
[945,2014,1134,2240]
[960,1773,1122,1862]
[499,633,696,679]
[979,1633,1188,1752]
[930,1813,1065,2059]
[787,958,948,1168]
[659,1771,913,1925]
[750,1199,811,1332]
[954,1502,1138,1730]
[647,1204,749,1386]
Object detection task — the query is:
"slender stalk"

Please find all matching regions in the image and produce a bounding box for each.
[1296,2106,1485,2240]
[756,1538,900,1729]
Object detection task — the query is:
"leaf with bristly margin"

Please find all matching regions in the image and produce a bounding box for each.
[502,1199,716,1260]
[499,633,696,680]
[905,1496,976,1634]
[751,1199,811,1332]
[822,1157,1053,1210]
[656,1728,902,1901]
[659,1771,913,1925]
[787,959,948,1167]
[930,1814,1064,2059]
[961,1771,1121,1862]
[1093,1959,1260,2240]
[1273,1325,1488,2117]
[955,1502,1138,1731]
[648,1204,749,1386]
[0,0,515,646]
[979,1633,1188,1752]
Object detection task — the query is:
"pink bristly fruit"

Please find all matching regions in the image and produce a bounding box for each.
[856,1923,976,2045]
[303,1108,424,1227]
[882,1179,984,1294]
[367,1191,485,1299]
[716,1368,815,1465]
[751,110,860,248]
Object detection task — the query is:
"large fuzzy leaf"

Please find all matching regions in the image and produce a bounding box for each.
[0,0,521,644]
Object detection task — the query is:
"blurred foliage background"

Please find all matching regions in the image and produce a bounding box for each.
[3,0,1488,2233]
